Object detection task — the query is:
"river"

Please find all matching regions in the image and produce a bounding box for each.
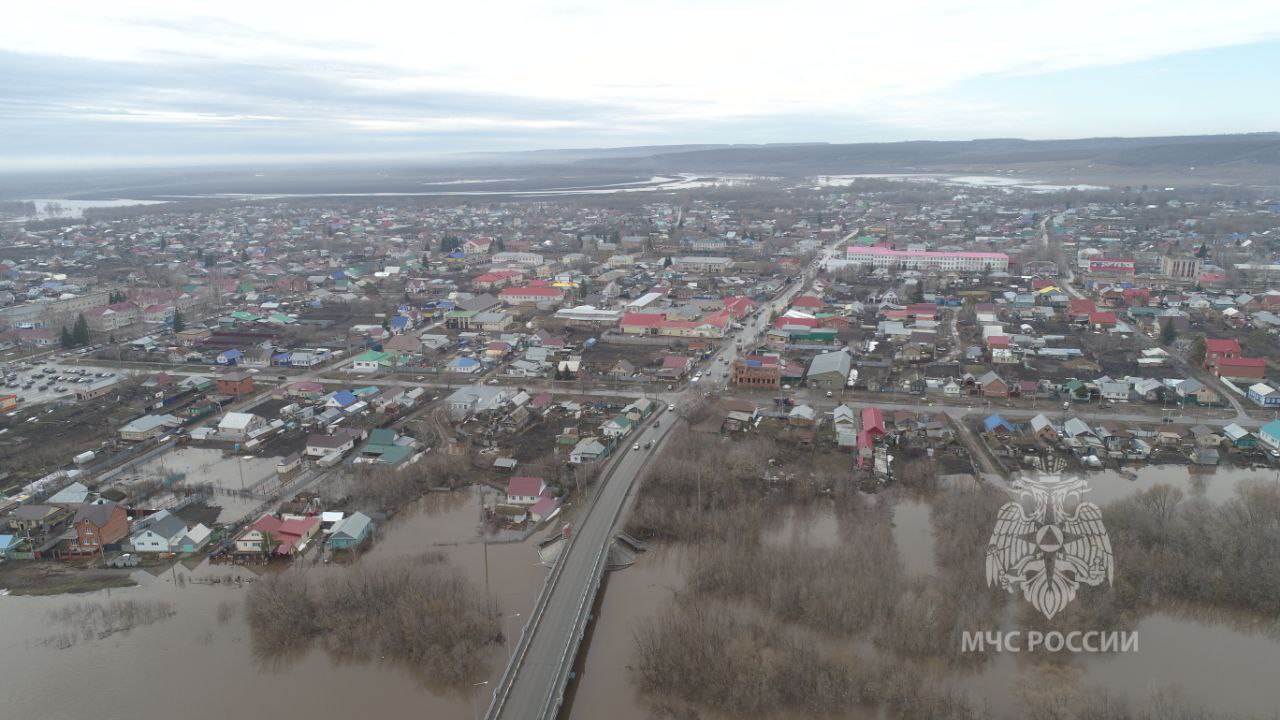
[565,467,1280,719]
[0,485,549,720]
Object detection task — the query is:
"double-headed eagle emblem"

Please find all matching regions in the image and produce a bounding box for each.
[985,474,1114,619]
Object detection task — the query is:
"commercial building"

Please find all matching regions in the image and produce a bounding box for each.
[671,256,734,274]
[843,247,1008,273]
[1161,256,1203,280]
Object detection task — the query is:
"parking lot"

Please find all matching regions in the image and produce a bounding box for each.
[1,359,122,407]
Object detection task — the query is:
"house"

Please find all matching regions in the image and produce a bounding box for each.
[356,428,416,465]
[10,504,69,534]
[1063,417,1094,439]
[277,452,303,474]
[1098,381,1130,402]
[351,350,394,373]
[569,436,609,464]
[68,502,129,556]
[118,414,182,441]
[305,429,359,457]
[977,371,1009,398]
[1222,423,1257,449]
[1029,413,1057,441]
[788,404,817,427]
[328,512,373,550]
[1247,382,1280,408]
[829,399,860,427]
[446,356,483,374]
[178,524,212,553]
[216,370,255,396]
[217,412,265,441]
[129,509,192,553]
[216,348,244,365]
[506,476,548,505]
[806,348,853,389]
[1214,356,1266,380]
[983,414,1015,434]
[1258,420,1280,451]
[1175,379,1218,406]
[601,414,634,437]
[1203,338,1241,369]
[444,386,509,420]
[235,514,320,556]
[658,355,694,379]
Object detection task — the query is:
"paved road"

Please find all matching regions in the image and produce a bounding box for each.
[486,226,855,720]
[489,411,678,719]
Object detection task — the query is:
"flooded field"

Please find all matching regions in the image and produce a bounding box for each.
[115,446,282,522]
[568,469,1280,719]
[0,486,549,719]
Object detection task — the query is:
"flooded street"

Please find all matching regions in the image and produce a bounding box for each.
[0,486,548,720]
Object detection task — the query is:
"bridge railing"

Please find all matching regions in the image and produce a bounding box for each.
[484,416,652,720]
[535,419,674,720]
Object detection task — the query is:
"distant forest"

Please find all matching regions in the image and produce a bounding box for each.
[0,200,36,214]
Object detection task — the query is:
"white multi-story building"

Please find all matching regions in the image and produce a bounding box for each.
[844,247,1009,273]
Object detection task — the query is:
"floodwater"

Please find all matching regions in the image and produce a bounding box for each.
[890,497,936,576]
[0,485,549,720]
[12,198,167,219]
[1081,463,1280,504]
[118,446,281,522]
[566,479,1280,719]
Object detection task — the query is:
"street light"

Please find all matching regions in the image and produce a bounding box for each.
[471,680,490,720]
[503,612,522,657]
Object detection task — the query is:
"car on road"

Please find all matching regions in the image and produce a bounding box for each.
[633,443,640,451]
[644,440,653,449]
[826,391,833,397]
[667,404,675,411]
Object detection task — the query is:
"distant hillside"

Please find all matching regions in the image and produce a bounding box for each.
[5,133,1279,200]
[572,134,1280,181]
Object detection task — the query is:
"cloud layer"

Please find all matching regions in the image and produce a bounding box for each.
[3,1,1280,167]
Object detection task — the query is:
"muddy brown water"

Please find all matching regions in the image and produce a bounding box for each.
[566,468,1280,719]
[0,486,547,720]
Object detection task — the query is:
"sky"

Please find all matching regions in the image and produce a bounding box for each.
[3,0,1280,169]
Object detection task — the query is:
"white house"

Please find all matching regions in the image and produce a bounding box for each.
[444,386,510,420]
[305,430,358,458]
[1098,381,1130,402]
[217,412,266,441]
[506,476,547,505]
[129,510,190,553]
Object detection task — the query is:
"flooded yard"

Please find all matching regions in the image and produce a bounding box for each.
[0,485,550,720]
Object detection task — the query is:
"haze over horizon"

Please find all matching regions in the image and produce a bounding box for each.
[4,1,1280,170]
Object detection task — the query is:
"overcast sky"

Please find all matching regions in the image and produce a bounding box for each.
[3,0,1280,169]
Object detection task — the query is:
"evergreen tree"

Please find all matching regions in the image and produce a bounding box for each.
[1188,335,1207,367]
[60,326,73,348]
[1159,320,1177,346]
[72,313,90,346]
[172,310,186,332]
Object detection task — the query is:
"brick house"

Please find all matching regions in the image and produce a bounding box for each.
[216,370,255,396]
[1214,356,1266,380]
[66,502,129,557]
[1203,338,1241,370]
